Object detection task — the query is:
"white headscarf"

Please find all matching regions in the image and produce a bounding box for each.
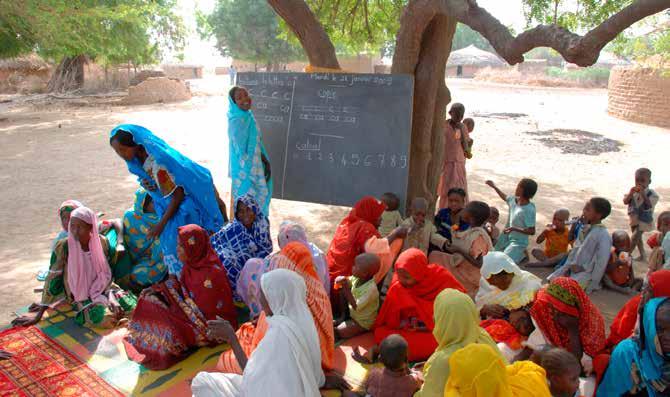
[242,268,325,396]
[475,251,541,310]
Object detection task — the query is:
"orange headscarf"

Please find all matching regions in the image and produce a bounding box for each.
[279,242,335,369]
[326,196,386,281]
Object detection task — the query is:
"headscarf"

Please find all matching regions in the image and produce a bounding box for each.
[375,248,465,331]
[597,297,670,397]
[59,200,83,232]
[67,207,112,304]
[227,93,273,214]
[278,242,335,369]
[416,289,501,397]
[278,220,330,293]
[109,124,224,232]
[241,269,325,396]
[211,194,272,293]
[476,252,542,310]
[530,277,605,357]
[327,196,385,281]
[606,270,670,350]
[178,224,237,326]
[444,344,550,397]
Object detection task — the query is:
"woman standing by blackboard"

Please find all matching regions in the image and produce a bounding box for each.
[227,86,273,214]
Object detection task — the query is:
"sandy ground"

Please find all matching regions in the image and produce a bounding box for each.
[1,77,668,327]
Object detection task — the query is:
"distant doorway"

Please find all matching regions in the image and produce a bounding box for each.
[456,65,463,77]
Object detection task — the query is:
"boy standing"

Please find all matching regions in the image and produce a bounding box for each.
[549,197,612,294]
[623,168,659,262]
[486,178,537,264]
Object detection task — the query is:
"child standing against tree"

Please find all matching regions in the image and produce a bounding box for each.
[438,103,468,208]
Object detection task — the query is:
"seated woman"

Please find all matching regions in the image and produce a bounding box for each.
[123,224,236,370]
[277,220,330,294]
[122,188,167,290]
[476,251,542,319]
[191,269,347,396]
[37,200,85,281]
[414,289,502,397]
[373,248,465,362]
[211,195,272,294]
[218,242,335,373]
[109,124,227,278]
[327,196,406,294]
[606,269,670,351]
[445,343,551,397]
[527,277,606,367]
[597,297,670,397]
[14,207,136,328]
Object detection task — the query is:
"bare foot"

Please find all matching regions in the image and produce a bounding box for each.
[28,302,43,312]
[12,308,46,327]
[0,350,12,360]
[351,346,373,365]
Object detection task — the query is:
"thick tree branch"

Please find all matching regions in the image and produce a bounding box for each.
[267,0,340,68]
[443,0,670,66]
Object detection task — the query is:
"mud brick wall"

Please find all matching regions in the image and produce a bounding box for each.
[608,66,670,128]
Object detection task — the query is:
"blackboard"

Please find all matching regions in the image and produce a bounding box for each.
[236,72,414,208]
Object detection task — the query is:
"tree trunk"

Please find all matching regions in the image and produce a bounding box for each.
[47,55,87,93]
[392,1,457,211]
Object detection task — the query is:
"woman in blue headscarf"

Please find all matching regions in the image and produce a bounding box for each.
[110,124,227,277]
[210,194,272,295]
[228,86,272,215]
[597,296,670,396]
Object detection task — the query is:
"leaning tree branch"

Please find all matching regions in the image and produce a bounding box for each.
[442,0,670,66]
[267,0,340,69]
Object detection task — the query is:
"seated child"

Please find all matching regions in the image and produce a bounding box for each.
[533,348,582,397]
[603,230,642,294]
[435,188,470,241]
[481,309,535,362]
[623,167,659,262]
[549,197,612,294]
[462,117,475,159]
[379,192,404,237]
[401,197,448,255]
[346,334,422,397]
[484,206,501,246]
[334,253,381,339]
[528,208,571,268]
[648,211,670,273]
[486,178,537,264]
[429,201,493,296]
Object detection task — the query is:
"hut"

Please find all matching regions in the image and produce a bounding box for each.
[446,45,505,78]
[0,54,52,94]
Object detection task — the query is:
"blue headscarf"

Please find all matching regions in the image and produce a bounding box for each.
[227,93,273,214]
[597,297,670,396]
[109,124,224,232]
[210,194,272,295]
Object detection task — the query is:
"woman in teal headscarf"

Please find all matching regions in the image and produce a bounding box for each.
[228,86,272,214]
[109,124,227,277]
[597,297,670,396]
[122,188,167,288]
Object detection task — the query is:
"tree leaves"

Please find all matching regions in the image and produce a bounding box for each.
[0,0,185,66]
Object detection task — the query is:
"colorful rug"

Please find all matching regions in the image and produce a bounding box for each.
[6,303,375,396]
[0,326,122,397]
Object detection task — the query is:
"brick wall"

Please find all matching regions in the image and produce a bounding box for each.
[608,66,670,128]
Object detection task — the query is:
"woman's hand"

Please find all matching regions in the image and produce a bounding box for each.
[206,317,237,344]
[481,304,509,319]
[323,372,351,391]
[147,221,165,240]
[261,154,271,182]
[12,306,47,327]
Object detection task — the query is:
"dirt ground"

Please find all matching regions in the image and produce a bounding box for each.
[1,77,668,327]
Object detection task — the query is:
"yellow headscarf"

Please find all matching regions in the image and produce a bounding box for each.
[415,289,501,397]
[444,344,551,397]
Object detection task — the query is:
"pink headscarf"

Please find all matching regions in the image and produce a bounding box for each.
[67,207,111,304]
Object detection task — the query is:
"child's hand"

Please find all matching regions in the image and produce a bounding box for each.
[334,276,350,289]
[503,227,515,234]
[206,317,236,344]
[141,178,158,192]
[393,225,410,239]
[485,180,496,188]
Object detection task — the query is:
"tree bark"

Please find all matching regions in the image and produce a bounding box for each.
[267,0,340,68]
[47,55,86,93]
